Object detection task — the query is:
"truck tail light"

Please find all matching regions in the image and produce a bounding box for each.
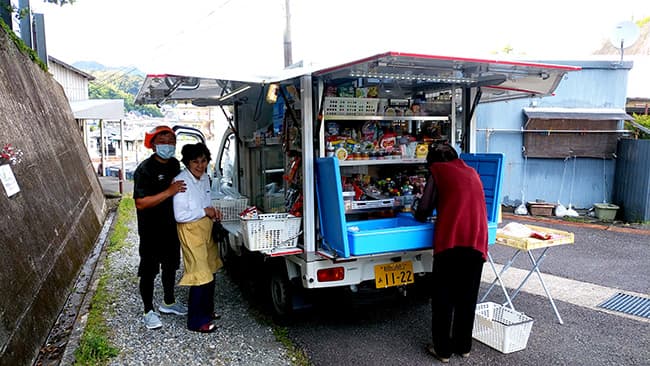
[317,267,345,282]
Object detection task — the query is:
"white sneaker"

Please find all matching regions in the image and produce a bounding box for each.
[143,310,162,330]
[159,301,188,316]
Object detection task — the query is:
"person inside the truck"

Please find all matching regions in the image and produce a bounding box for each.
[173,142,224,333]
[133,125,188,330]
[414,142,488,363]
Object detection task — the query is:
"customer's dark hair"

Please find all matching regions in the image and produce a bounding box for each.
[180,143,211,166]
[426,142,458,165]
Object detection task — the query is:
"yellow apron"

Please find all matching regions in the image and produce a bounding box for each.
[176,216,223,286]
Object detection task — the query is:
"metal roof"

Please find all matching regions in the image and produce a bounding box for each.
[523,107,634,121]
[70,99,124,120]
[48,56,96,80]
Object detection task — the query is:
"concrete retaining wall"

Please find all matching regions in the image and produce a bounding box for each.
[0,26,106,365]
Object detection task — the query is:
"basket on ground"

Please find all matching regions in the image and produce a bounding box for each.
[323,97,379,116]
[472,302,533,354]
[241,213,301,252]
[211,198,249,221]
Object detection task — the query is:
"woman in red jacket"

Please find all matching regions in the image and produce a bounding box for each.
[415,142,487,363]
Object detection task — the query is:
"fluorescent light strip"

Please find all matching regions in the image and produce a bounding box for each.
[350,72,473,84]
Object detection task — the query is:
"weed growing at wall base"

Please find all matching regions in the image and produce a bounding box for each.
[108,195,134,253]
[73,273,119,365]
[74,196,133,365]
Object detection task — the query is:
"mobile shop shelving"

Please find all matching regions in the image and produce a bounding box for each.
[135,52,579,316]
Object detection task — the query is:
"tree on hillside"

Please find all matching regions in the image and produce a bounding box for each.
[92,70,144,96]
[628,114,650,139]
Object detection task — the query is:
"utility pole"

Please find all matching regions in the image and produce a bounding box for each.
[283,0,292,68]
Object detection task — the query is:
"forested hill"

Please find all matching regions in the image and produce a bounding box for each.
[73,61,162,117]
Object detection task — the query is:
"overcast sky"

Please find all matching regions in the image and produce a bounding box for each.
[26,0,647,78]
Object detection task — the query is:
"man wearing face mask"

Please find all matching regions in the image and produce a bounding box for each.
[133,125,188,330]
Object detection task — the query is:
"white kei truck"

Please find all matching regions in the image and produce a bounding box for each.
[135,52,578,317]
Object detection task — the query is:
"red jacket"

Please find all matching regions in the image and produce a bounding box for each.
[416,159,488,260]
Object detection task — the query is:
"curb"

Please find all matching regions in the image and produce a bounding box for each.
[502,213,650,236]
[61,210,116,365]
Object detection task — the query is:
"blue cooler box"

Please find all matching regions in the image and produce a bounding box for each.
[315,154,504,258]
[347,216,433,256]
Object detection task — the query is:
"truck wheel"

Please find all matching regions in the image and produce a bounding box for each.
[217,237,231,266]
[270,271,293,318]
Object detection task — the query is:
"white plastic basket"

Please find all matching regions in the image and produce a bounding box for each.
[211,198,249,221]
[264,193,286,213]
[472,302,534,354]
[323,97,379,116]
[241,213,301,252]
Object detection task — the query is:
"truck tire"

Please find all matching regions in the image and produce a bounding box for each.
[270,269,293,319]
[217,236,231,266]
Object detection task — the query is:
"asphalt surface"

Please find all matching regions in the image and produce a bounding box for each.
[283,217,650,366]
[98,176,649,365]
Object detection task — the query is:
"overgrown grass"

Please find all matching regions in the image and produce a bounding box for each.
[73,273,119,365]
[562,216,591,223]
[74,196,133,365]
[272,326,311,366]
[0,18,49,72]
[108,195,135,253]
[246,306,311,366]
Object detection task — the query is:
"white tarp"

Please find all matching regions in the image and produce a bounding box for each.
[70,99,124,120]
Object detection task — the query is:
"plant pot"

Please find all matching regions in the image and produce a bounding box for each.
[527,202,556,217]
[593,203,619,221]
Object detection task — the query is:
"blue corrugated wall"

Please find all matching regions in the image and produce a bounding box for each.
[475,61,632,210]
[614,139,650,222]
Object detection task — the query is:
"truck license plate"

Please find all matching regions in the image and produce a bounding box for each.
[374,261,414,288]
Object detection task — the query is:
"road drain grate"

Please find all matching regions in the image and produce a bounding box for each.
[598,293,650,319]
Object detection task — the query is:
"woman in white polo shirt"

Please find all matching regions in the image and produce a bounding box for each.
[173,143,223,333]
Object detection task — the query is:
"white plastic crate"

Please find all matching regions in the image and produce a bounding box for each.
[264,193,286,212]
[323,97,379,116]
[241,213,301,252]
[212,198,249,221]
[472,302,534,354]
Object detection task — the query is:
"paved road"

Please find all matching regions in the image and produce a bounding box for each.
[282,218,650,366]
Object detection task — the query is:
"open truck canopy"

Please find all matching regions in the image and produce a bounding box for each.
[133,52,582,316]
[135,51,580,106]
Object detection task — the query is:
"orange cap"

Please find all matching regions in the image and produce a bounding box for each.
[144,125,175,149]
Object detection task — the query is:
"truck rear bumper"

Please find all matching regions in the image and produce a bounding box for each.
[288,250,433,289]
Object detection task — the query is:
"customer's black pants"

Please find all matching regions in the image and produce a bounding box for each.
[431,247,484,358]
[139,266,177,313]
[187,275,215,330]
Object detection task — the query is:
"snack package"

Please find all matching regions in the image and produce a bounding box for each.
[239,206,259,219]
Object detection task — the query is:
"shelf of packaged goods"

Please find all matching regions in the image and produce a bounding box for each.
[323,115,449,122]
[338,158,425,166]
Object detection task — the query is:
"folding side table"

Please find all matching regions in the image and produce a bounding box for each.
[481,224,574,324]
